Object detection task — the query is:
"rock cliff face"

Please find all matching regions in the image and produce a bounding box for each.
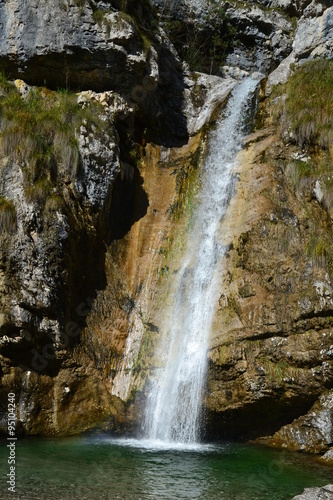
[0,0,153,92]
[203,96,333,447]
[0,0,332,461]
[0,0,189,434]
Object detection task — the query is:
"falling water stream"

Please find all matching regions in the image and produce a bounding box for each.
[2,77,332,499]
[145,77,261,444]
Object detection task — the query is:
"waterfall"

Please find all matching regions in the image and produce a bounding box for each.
[144,77,261,444]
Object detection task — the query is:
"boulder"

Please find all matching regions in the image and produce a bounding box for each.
[265,392,333,453]
[292,485,333,500]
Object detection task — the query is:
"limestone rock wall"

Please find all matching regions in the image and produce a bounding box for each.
[0,0,149,92]
[0,0,189,435]
[203,113,333,442]
[0,83,126,435]
[0,0,333,448]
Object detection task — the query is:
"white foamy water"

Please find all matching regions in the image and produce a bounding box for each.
[98,437,217,453]
[144,77,260,444]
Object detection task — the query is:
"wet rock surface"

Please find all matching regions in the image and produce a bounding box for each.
[202,105,333,440]
[292,484,333,500]
[258,392,333,453]
[0,0,333,448]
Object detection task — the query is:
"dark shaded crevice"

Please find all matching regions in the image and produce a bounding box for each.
[0,49,135,93]
[136,46,189,148]
[202,393,320,442]
[210,327,290,346]
[63,219,106,334]
[297,310,333,322]
[0,336,61,376]
[108,167,149,241]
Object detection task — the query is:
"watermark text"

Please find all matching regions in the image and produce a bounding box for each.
[7,393,16,493]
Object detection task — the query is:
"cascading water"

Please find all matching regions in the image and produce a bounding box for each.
[144,77,261,444]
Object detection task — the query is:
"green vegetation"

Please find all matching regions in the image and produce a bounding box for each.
[0,196,17,233]
[116,10,152,54]
[285,59,333,147]
[132,325,151,373]
[166,141,205,225]
[0,73,107,206]
[259,357,293,383]
[93,9,107,25]
[271,61,333,214]
[285,153,333,210]
[306,233,331,268]
[163,4,237,74]
[286,159,312,189]
[171,162,201,224]
[228,295,242,318]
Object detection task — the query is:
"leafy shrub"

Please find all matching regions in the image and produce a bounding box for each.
[162,5,237,74]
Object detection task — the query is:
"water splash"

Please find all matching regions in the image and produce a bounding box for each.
[145,77,260,444]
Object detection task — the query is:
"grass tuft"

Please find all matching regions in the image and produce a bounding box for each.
[285,60,333,148]
[306,235,330,268]
[0,72,107,206]
[0,196,17,233]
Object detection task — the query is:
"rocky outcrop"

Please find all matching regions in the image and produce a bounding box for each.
[155,0,333,91]
[77,72,237,431]
[321,449,333,464]
[0,0,191,147]
[0,81,126,434]
[152,0,294,74]
[201,113,333,439]
[0,0,207,436]
[222,3,293,74]
[0,0,333,454]
[293,485,333,500]
[268,2,333,88]
[258,392,333,453]
[0,0,151,92]
[0,39,236,434]
[109,60,333,446]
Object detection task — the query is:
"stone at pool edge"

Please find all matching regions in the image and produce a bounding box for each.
[320,449,333,464]
[292,484,333,499]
